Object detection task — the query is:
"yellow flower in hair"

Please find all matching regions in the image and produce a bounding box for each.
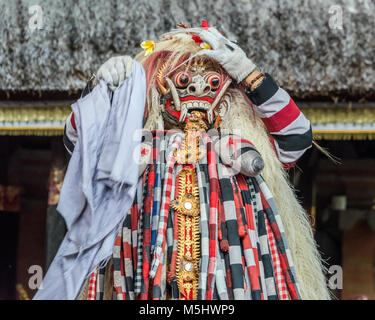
[141,40,155,56]
[200,42,211,50]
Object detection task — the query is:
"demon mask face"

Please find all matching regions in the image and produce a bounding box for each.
[157,57,232,130]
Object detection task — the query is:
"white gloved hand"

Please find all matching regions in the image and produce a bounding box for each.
[95,55,133,91]
[197,28,257,83]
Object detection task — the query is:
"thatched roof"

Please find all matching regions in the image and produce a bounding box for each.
[1,0,374,100]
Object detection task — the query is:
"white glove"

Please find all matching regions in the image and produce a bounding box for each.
[95,55,133,91]
[197,28,257,83]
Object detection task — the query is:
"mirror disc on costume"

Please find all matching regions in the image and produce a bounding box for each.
[184,262,193,272]
[184,201,192,210]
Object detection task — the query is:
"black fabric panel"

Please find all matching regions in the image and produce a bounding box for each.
[252,289,262,300]
[219,177,234,202]
[63,126,75,154]
[262,253,274,278]
[245,73,279,106]
[223,251,234,300]
[271,126,312,152]
[81,80,91,98]
[152,285,161,300]
[225,220,241,246]
[257,210,267,237]
[268,294,278,300]
[171,279,179,300]
[45,205,66,271]
[230,263,245,290]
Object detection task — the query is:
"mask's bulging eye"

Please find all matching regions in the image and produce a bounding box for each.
[174,72,191,88]
[205,72,222,90]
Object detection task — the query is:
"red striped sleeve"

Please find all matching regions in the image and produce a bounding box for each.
[268,135,297,170]
[246,74,312,167]
[261,98,301,133]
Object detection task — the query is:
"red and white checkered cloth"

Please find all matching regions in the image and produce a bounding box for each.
[265,218,290,300]
[87,267,98,300]
[149,133,182,279]
[205,135,219,300]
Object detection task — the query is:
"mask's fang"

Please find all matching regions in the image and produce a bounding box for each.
[218,93,232,118]
[179,104,188,122]
[208,78,232,116]
[165,77,181,111]
[207,109,214,124]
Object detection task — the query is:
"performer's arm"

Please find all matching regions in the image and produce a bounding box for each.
[244,71,312,169]
[196,27,312,169]
[63,55,133,155]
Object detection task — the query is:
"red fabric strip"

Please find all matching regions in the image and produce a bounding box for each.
[236,175,263,297]
[205,137,218,300]
[261,98,300,133]
[70,112,77,131]
[142,165,155,299]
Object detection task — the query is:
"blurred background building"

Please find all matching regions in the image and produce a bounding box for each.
[0,0,374,300]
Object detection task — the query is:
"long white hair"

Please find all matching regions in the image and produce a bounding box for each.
[136,29,330,300]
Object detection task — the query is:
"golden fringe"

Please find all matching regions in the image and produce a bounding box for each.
[313,132,375,140]
[222,89,331,300]
[301,107,375,124]
[0,127,63,136]
[3,124,375,140]
[0,106,71,122]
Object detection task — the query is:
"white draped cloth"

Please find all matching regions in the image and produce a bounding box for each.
[34,61,146,300]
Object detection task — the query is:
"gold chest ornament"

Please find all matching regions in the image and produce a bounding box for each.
[171,111,206,300]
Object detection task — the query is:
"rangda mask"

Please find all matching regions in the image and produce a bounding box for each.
[157,57,232,130]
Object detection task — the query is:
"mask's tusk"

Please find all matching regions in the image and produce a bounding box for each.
[211,79,232,110]
[207,109,214,125]
[165,77,181,111]
[155,62,170,95]
[207,79,232,124]
[218,93,232,118]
